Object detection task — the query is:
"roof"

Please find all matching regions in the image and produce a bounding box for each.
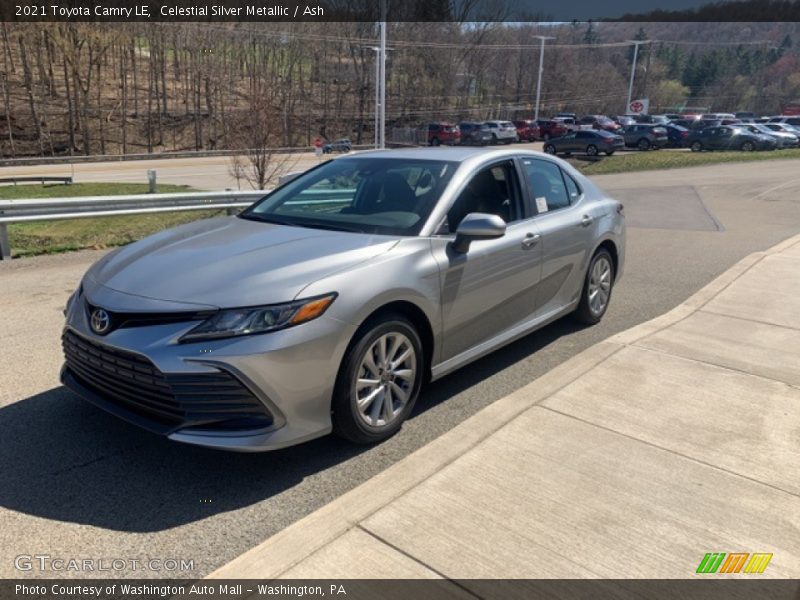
[344,146,539,162]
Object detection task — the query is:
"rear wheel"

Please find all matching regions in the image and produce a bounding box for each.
[332,316,423,444]
[543,143,557,155]
[573,249,614,325]
[430,138,440,147]
[586,144,599,157]
[741,141,755,152]
[691,141,703,152]
[637,138,651,151]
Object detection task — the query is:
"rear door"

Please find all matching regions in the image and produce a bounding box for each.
[519,158,597,317]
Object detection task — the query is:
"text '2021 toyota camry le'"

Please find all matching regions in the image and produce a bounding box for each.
[61,148,625,451]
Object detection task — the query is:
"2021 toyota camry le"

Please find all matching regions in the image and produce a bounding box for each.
[61,147,625,451]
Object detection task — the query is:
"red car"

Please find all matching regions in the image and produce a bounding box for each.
[579,115,622,132]
[535,119,569,140]
[512,120,540,142]
[426,123,461,146]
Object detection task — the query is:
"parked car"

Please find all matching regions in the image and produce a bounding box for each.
[701,113,737,121]
[762,122,800,140]
[322,138,352,154]
[483,120,518,144]
[735,111,756,120]
[615,115,636,127]
[664,124,691,148]
[458,122,493,146]
[687,126,777,152]
[536,119,569,140]
[554,112,577,120]
[768,115,800,128]
[621,124,669,150]
[740,123,799,148]
[632,114,670,125]
[513,120,541,142]
[579,115,622,132]
[543,129,624,156]
[61,147,625,450]
[663,113,684,121]
[553,116,580,131]
[426,123,461,146]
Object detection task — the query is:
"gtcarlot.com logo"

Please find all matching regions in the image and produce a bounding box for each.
[696,552,772,574]
[15,555,195,572]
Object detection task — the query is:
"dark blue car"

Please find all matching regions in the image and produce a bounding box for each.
[664,124,690,148]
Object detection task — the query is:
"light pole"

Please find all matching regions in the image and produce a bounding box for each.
[366,46,380,148]
[626,40,648,113]
[533,36,554,121]
[378,0,387,148]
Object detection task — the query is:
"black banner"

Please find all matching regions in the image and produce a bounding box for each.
[3,0,800,22]
[3,580,800,600]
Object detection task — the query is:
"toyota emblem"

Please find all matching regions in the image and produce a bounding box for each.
[90,308,111,335]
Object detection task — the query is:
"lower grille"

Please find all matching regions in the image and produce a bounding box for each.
[62,329,273,433]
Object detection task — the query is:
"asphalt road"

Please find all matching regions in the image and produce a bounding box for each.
[1,158,800,578]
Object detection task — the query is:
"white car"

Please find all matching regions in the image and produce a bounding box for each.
[483,121,518,144]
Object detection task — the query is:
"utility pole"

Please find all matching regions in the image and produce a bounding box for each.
[533,36,554,121]
[626,40,648,113]
[366,46,380,148]
[378,0,387,148]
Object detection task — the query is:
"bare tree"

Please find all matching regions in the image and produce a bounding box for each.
[228,92,298,190]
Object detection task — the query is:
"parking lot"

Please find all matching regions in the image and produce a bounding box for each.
[1,157,800,577]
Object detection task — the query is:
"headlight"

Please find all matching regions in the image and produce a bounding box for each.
[179,293,337,343]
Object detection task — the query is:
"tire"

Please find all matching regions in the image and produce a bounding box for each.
[691,141,703,152]
[637,138,651,151]
[741,141,755,152]
[586,144,599,157]
[332,315,424,444]
[605,151,615,156]
[573,249,615,325]
[430,138,440,147]
[491,134,498,145]
[543,143,557,155]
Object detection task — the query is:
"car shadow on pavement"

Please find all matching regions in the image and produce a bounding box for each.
[0,316,587,533]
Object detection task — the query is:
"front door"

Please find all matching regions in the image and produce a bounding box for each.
[433,160,543,362]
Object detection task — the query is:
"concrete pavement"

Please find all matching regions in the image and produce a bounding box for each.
[210,232,800,580]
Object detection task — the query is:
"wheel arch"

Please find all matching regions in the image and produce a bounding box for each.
[593,239,619,282]
[348,300,435,381]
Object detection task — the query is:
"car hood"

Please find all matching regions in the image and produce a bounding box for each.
[86,217,400,308]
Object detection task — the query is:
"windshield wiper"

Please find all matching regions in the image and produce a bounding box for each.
[292,221,365,233]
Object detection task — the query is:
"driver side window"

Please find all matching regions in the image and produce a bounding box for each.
[443,162,520,233]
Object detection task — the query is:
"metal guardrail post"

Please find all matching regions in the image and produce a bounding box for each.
[148,170,157,193]
[0,223,10,260]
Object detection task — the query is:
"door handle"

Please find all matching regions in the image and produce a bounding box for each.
[581,215,594,227]
[521,233,541,249]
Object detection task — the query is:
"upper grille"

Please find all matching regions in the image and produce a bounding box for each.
[62,329,273,433]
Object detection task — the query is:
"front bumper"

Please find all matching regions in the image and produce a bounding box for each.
[61,286,354,451]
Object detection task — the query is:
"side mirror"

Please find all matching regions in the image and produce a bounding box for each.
[451,213,506,253]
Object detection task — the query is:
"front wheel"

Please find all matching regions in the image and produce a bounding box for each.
[691,141,703,152]
[332,316,424,444]
[544,143,557,155]
[430,138,440,147]
[638,138,651,151]
[573,249,614,325]
[741,141,755,152]
[586,144,599,157]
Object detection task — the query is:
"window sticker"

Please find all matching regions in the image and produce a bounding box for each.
[536,197,549,213]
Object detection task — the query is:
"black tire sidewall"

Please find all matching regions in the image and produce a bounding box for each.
[587,145,598,156]
[332,316,424,444]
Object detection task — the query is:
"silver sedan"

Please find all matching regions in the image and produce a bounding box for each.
[61,148,625,451]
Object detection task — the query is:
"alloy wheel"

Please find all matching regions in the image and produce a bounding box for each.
[588,256,612,316]
[353,332,417,428]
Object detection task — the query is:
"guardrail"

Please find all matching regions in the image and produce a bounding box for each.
[0,188,356,260]
[0,176,73,185]
[0,190,265,260]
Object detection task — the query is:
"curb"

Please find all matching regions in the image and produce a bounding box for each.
[208,231,800,580]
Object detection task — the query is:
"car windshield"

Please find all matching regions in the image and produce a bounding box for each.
[241,158,458,236]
